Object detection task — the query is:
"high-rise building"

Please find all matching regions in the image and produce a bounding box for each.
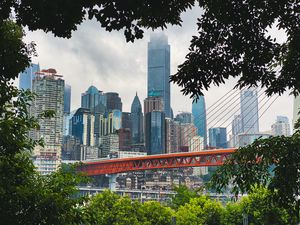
[131,93,143,144]
[293,95,300,130]
[117,128,131,151]
[147,33,171,118]
[231,115,243,147]
[144,95,164,115]
[189,136,208,176]
[165,118,181,153]
[105,92,122,112]
[81,85,106,113]
[179,123,198,150]
[101,134,119,158]
[19,63,40,90]
[209,127,227,149]
[240,89,259,133]
[145,111,166,155]
[271,116,291,136]
[192,96,207,147]
[30,69,64,174]
[64,84,71,114]
[71,108,95,146]
[175,112,194,124]
[122,112,131,129]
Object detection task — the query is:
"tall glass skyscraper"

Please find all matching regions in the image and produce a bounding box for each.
[19,63,40,90]
[81,85,106,113]
[208,127,227,148]
[240,89,259,133]
[64,84,71,114]
[192,96,207,147]
[147,33,171,118]
[131,93,143,144]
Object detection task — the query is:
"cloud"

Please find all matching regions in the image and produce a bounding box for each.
[22,6,294,133]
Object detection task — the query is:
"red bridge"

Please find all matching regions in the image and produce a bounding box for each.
[78,148,236,176]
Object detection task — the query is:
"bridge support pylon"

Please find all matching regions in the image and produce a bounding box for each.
[108,174,117,191]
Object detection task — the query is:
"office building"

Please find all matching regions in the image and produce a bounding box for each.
[131,93,143,144]
[147,33,171,117]
[179,123,198,151]
[71,108,95,146]
[231,115,243,147]
[271,116,291,136]
[30,69,64,174]
[122,112,131,129]
[192,96,207,147]
[165,118,181,153]
[240,89,259,133]
[189,136,207,176]
[144,95,164,115]
[101,134,119,158]
[237,133,271,147]
[64,84,71,114]
[19,63,40,90]
[145,111,166,155]
[117,128,131,151]
[175,112,194,124]
[81,85,106,113]
[105,92,122,112]
[209,127,227,149]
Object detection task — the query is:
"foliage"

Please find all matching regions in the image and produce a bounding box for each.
[240,186,296,225]
[209,131,300,209]
[221,201,243,225]
[140,201,174,225]
[170,184,199,209]
[175,195,223,225]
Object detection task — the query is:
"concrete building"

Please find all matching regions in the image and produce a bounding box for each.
[30,69,64,174]
[175,112,194,124]
[237,133,271,147]
[271,116,291,136]
[105,92,122,112]
[144,95,164,115]
[148,33,171,118]
[165,118,181,153]
[189,136,208,176]
[101,134,119,158]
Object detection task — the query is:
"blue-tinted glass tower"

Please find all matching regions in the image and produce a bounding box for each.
[240,89,259,133]
[131,93,143,144]
[145,111,165,155]
[208,127,227,148]
[147,33,171,118]
[64,84,71,114]
[81,86,106,113]
[192,96,207,147]
[19,63,40,90]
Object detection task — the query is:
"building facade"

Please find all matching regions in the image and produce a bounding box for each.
[19,63,40,90]
[105,92,122,112]
[131,93,144,144]
[271,116,291,136]
[240,89,259,133]
[192,96,207,148]
[30,69,64,174]
[175,112,194,124]
[145,111,166,155]
[293,95,300,131]
[64,84,71,114]
[208,127,227,149]
[147,33,171,118]
[81,85,106,113]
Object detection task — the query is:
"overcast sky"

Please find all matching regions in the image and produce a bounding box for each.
[22,7,294,132]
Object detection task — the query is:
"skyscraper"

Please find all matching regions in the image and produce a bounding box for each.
[105,92,122,112]
[145,111,165,155]
[147,33,171,118]
[30,69,64,174]
[175,112,194,124]
[271,116,291,136]
[64,84,71,114]
[240,89,259,133]
[192,96,207,147]
[144,95,164,115]
[130,93,143,144]
[81,85,106,113]
[19,63,40,90]
[209,127,227,149]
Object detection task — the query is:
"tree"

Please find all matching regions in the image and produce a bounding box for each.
[175,195,223,225]
[221,201,243,225]
[209,130,300,221]
[240,186,296,225]
[140,201,174,225]
[170,184,199,209]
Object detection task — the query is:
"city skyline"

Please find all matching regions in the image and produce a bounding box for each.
[20,7,293,132]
